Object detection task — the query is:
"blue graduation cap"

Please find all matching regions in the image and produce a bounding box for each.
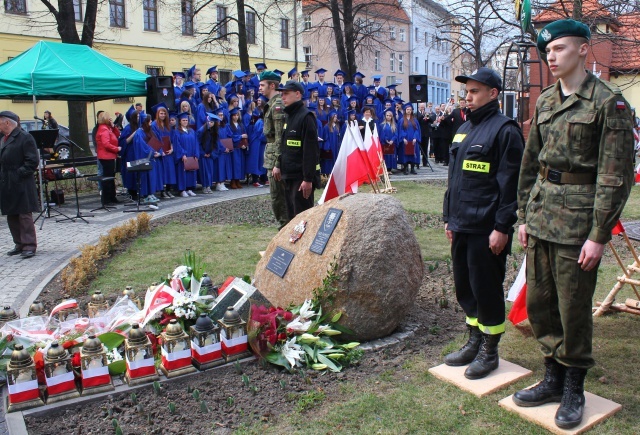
[257,95,268,103]
[402,102,414,110]
[328,110,338,118]
[347,95,359,103]
[255,63,267,70]
[184,81,196,89]
[226,93,238,102]
[308,85,318,91]
[172,71,186,79]
[372,74,383,81]
[195,82,206,89]
[315,68,327,75]
[367,85,376,91]
[393,96,403,102]
[330,95,340,101]
[187,65,196,79]
[288,67,298,78]
[301,70,310,77]
[326,83,337,90]
[273,69,285,77]
[151,102,168,119]
[334,69,346,77]
[206,66,218,75]
[387,84,398,90]
[232,70,246,79]
[353,72,365,79]
[228,107,240,116]
[176,112,190,120]
[138,111,147,124]
[383,108,395,116]
[364,95,375,102]
[243,70,254,77]
[206,113,220,121]
[125,105,136,122]
[346,109,357,116]
[342,81,354,87]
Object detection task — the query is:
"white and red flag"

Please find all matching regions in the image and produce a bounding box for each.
[361,123,383,180]
[318,124,371,204]
[507,256,528,325]
[48,299,78,321]
[140,283,180,327]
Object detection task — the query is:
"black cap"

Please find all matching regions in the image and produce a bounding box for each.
[455,67,502,92]
[280,80,304,94]
[0,111,19,123]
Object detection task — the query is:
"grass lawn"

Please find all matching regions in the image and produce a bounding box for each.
[92,181,640,434]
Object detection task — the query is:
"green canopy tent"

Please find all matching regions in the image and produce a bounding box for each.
[0,40,149,104]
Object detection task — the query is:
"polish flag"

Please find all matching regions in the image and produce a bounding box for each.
[318,123,370,204]
[611,220,625,236]
[48,299,78,320]
[140,283,180,327]
[507,256,528,325]
[361,123,383,179]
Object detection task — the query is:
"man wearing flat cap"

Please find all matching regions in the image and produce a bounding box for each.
[0,111,39,258]
[442,67,524,380]
[515,19,634,429]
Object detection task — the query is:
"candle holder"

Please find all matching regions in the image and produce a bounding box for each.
[0,306,18,328]
[123,286,141,309]
[160,319,196,377]
[79,335,114,395]
[6,344,44,412]
[124,323,158,385]
[190,313,224,370]
[56,299,81,322]
[87,291,109,318]
[218,307,252,362]
[44,342,80,403]
[28,300,47,317]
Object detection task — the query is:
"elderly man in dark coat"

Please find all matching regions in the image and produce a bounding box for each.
[0,111,39,258]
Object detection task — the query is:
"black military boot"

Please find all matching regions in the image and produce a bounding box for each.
[464,333,501,379]
[555,367,587,429]
[513,358,565,407]
[444,325,482,366]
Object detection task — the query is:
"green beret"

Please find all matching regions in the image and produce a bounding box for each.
[537,19,590,53]
[259,70,281,83]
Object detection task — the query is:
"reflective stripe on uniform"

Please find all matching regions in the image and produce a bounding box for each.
[465,316,478,327]
[462,160,490,173]
[287,139,301,147]
[477,321,505,335]
[452,133,467,143]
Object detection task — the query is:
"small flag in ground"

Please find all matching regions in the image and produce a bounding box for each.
[611,220,625,236]
[507,257,528,325]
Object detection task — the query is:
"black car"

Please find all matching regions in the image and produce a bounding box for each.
[20,120,72,160]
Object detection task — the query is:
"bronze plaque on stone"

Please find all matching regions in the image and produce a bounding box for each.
[266,247,295,278]
[310,208,343,255]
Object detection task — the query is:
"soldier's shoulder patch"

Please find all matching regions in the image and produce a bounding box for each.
[275,105,283,112]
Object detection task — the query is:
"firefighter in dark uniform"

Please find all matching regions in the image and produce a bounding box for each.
[442,68,524,380]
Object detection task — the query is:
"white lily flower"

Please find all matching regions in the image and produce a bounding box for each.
[172,266,190,279]
[315,324,331,333]
[281,337,305,367]
[287,316,312,333]
[298,299,316,320]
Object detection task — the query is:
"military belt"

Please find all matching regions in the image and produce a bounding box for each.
[539,166,597,185]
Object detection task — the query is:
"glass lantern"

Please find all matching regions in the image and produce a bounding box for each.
[87,291,110,318]
[28,300,47,317]
[0,306,18,328]
[160,319,196,377]
[123,286,141,309]
[56,299,81,322]
[189,313,223,370]
[6,344,44,412]
[124,323,158,385]
[218,306,252,362]
[80,335,114,395]
[44,341,79,403]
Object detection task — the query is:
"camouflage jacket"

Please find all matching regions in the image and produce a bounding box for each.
[263,93,286,169]
[517,72,634,245]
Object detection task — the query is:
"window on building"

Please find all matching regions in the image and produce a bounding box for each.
[415,27,419,42]
[399,28,405,42]
[414,56,418,72]
[425,60,428,75]
[217,5,228,40]
[398,54,404,73]
[445,66,449,79]
[146,65,164,76]
[304,15,311,31]
[304,46,313,68]
[5,0,26,14]
[219,70,231,84]
[424,32,428,47]
[390,53,395,72]
[432,62,435,76]
[281,18,289,48]
[143,0,157,31]
[181,0,194,35]
[386,76,395,87]
[389,26,395,40]
[109,0,125,27]
[437,64,441,77]
[246,11,256,44]
[73,0,82,22]
[375,51,381,71]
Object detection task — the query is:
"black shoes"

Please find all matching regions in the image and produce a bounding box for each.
[7,248,21,256]
[444,325,482,366]
[555,368,587,429]
[513,358,565,407]
[464,333,502,379]
[20,250,35,258]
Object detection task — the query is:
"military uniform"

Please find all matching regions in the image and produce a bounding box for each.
[518,72,634,369]
[263,93,288,227]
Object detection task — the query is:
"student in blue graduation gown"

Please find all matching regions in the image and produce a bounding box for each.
[246,110,267,187]
[314,68,328,98]
[378,109,398,171]
[118,105,137,195]
[330,96,343,126]
[321,111,341,175]
[129,113,162,204]
[343,96,359,123]
[151,104,176,198]
[196,90,217,131]
[300,70,312,99]
[173,71,186,101]
[178,100,197,131]
[340,109,358,138]
[174,112,200,197]
[340,82,355,108]
[363,94,383,120]
[333,70,346,98]
[205,66,221,97]
[372,75,387,101]
[352,72,368,104]
[215,108,233,190]
[315,98,330,126]
[397,103,421,175]
[228,108,248,189]
[197,112,220,194]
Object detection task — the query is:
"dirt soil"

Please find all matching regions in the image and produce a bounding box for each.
[25,190,523,435]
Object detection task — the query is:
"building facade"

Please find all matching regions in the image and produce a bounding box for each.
[0,0,304,127]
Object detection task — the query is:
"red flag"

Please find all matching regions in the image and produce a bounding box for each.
[48,299,78,320]
[363,123,383,178]
[612,220,625,236]
[318,124,370,204]
[507,258,528,325]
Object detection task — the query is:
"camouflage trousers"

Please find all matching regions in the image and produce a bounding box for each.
[526,236,599,369]
[267,169,288,228]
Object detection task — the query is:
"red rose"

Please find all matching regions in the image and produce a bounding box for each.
[277,333,287,341]
[283,312,293,321]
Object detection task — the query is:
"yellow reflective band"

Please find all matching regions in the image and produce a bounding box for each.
[465,317,478,327]
[452,133,467,143]
[477,321,505,335]
[287,139,301,147]
[462,160,490,173]
[316,164,321,170]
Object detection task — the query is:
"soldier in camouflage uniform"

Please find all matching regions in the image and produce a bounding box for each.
[515,19,634,429]
[259,71,289,228]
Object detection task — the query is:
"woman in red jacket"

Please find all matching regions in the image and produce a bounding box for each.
[96,111,121,204]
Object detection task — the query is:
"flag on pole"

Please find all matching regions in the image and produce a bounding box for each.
[611,220,625,236]
[507,256,528,325]
[318,123,370,204]
[363,123,383,178]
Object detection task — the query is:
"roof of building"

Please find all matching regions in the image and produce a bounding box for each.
[302,0,411,24]
[611,13,640,72]
[534,0,615,25]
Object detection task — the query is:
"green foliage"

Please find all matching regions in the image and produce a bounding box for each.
[311,261,340,307]
[242,275,251,284]
[152,380,161,395]
[226,396,234,407]
[115,426,123,435]
[279,379,287,390]
[111,418,119,428]
[182,249,205,281]
[130,392,137,405]
[295,390,326,412]
[192,389,200,400]
[168,402,176,414]
[242,374,250,387]
[200,400,209,413]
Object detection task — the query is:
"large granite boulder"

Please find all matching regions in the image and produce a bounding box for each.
[253,193,423,341]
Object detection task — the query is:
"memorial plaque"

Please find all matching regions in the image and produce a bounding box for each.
[310,208,343,255]
[266,247,295,278]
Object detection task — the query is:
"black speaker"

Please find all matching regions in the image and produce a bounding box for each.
[146,76,176,114]
[409,75,428,103]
